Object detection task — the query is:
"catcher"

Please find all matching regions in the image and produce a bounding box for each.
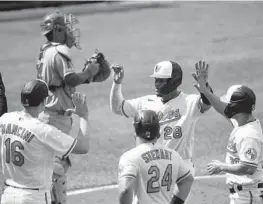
[36,11,111,204]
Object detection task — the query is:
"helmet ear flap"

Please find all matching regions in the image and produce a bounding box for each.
[167,76,181,89]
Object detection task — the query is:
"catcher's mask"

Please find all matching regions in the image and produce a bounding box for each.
[220,85,256,118]
[40,11,81,49]
[149,61,183,97]
[133,110,160,141]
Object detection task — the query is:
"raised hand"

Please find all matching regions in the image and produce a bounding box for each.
[191,60,209,93]
[65,92,88,117]
[111,64,124,84]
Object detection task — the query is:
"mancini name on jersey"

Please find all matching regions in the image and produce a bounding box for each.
[0,123,35,143]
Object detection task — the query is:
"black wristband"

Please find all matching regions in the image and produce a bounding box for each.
[170,195,184,204]
[200,82,213,105]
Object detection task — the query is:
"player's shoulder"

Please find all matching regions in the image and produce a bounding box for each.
[27,117,57,136]
[238,119,263,142]
[0,111,17,121]
[182,92,200,102]
[135,94,160,102]
[55,44,72,61]
[120,147,140,163]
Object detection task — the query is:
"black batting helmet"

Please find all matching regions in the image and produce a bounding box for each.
[21,79,52,107]
[133,109,160,140]
[221,85,256,118]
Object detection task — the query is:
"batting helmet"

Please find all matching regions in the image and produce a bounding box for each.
[133,110,160,140]
[21,79,52,107]
[149,61,183,96]
[221,85,256,118]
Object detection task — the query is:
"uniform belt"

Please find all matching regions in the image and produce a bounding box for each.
[56,110,70,116]
[229,183,263,194]
[45,109,71,116]
[4,182,40,191]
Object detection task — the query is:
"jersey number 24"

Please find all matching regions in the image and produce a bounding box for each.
[147,164,172,193]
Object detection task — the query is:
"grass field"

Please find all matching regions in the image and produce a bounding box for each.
[1,1,263,203]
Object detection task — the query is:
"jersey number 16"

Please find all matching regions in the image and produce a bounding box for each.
[5,138,25,167]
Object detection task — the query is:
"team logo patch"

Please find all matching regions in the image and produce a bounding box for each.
[158,108,181,124]
[245,148,257,161]
[155,65,161,72]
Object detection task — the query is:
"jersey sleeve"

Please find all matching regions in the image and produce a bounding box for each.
[54,53,75,80]
[175,152,191,183]
[188,94,202,118]
[118,152,138,180]
[238,137,262,167]
[39,124,77,159]
[121,98,141,118]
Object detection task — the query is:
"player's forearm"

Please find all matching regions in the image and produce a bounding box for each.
[202,88,227,117]
[0,95,7,117]
[119,188,133,204]
[73,115,90,154]
[175,174,194,202]
[220,163,256,175]
[0,75,7,116]
[110,82,124,115]
[64,72,92,87]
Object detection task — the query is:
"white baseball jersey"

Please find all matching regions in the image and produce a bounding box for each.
[118,143,191,204]
[36,42,76,112]
[122,92,202,160]
[225,119,263,186]
[0,111,77,189]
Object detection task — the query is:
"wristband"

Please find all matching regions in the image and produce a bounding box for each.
[170,195,184,204]
[200,82,213,105]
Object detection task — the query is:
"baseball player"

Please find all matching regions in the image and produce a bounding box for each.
[0,72,7,116]
[0,79,90,204]
[192,61,263,204]
[111,61,213,176]
[37,11,110,204]
[118,109,194,204]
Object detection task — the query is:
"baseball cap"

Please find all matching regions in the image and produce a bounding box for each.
[149,61,182,79]
[220,85,256,106]
[21,79,52,107]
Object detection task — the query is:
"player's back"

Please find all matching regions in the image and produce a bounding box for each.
[0,111,58,189]
[124,143,185,204]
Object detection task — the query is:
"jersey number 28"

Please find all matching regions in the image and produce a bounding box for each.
[5,138,25,167]
[164,126,182,140]
[147,164,172,193]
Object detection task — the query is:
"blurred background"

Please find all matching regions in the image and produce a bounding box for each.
[0,1,110,11]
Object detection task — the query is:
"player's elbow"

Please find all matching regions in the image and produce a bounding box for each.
[242,165,257,175]
[64,73,82,87]
[73,147,89,154]
[183,173,194,185]
[72,141,89,154]
[177,173,194,189]
[110,105,123,116]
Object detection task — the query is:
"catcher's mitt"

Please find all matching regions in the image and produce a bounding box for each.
[83,51,111,83]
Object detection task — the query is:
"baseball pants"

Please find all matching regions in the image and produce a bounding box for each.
[172,158,195,203]
[39,110,73,204]
[184,158,195,177]
[1,186,50,204]
[229,190,263,204]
